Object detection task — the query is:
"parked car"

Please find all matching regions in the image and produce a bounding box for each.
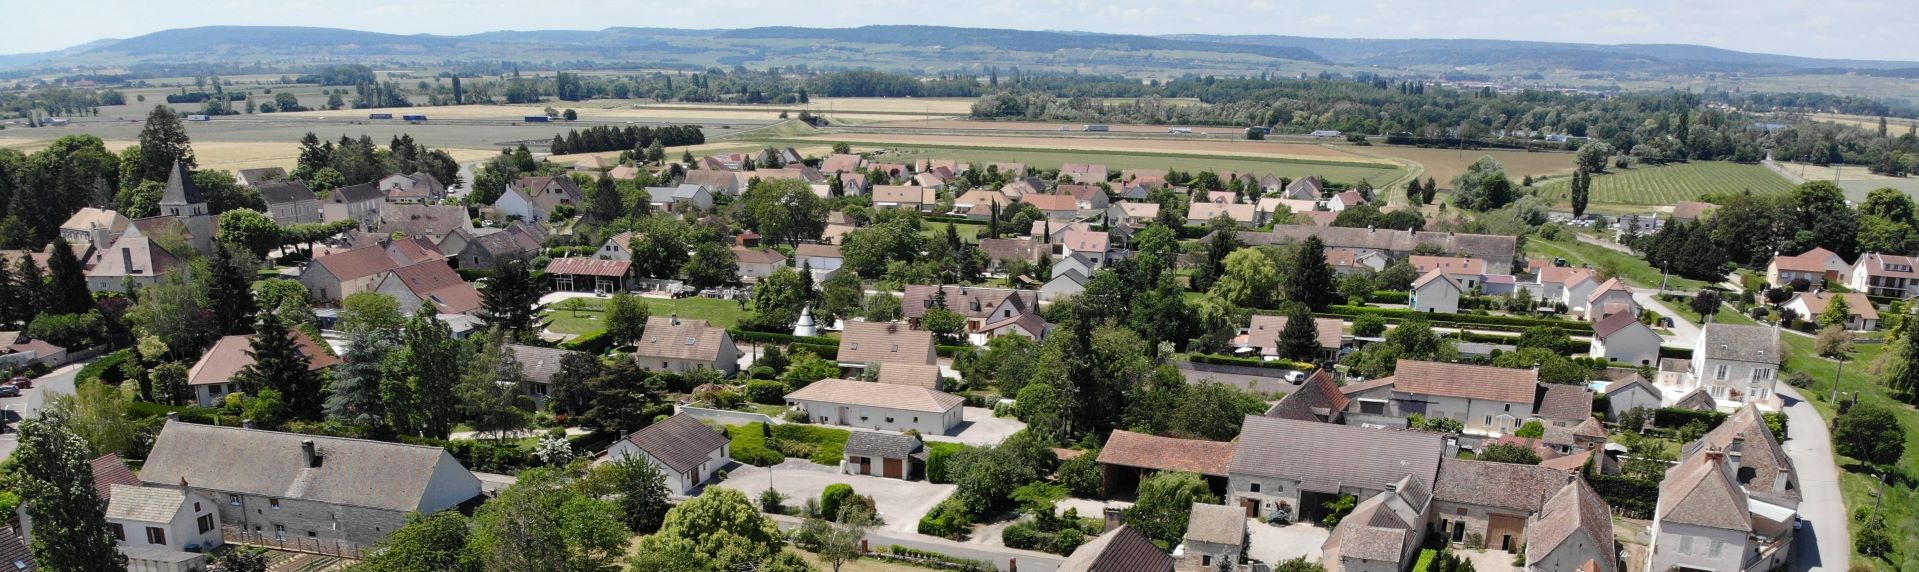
[1283,371,1308,384]
[7,376,31,389]
[0,385,20,397]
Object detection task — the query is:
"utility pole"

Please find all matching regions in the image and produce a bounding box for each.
[1830,356,1846,404]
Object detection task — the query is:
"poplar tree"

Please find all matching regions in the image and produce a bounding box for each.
[8,416,128,572]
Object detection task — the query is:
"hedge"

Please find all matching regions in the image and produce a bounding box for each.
[1658,346,1693,360]
[559,331,612,354]
[1651,407,1729,431]
[925,442,970,483]
[791,343,840,360]
[731,328,973,358]
[1585,473,1658,518]
[726,423,786,466]
[77,349,133,384]
[1369,290,1410,304]
[1310,305,1595,333]
[1183,353,1313,371]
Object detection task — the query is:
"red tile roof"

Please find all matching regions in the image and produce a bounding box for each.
[1096,430,1235,476]
[544,257,632,277]
[1391,359,1538,403]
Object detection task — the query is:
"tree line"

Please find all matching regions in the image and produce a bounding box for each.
[545,124,704,156]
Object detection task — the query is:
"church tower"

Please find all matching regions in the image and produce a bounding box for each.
[159,160,214,255]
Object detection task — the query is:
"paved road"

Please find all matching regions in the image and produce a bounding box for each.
[1634,288,1701,349]
[0,361,86,461]
[1774,386,1851,572]
[769,514,1062,572]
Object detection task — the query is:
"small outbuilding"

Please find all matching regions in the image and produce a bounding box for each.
[842,432,925,480]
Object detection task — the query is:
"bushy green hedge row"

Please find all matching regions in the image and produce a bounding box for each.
[1369,290,1411,304]
[916,501,972,540]
[726,423,786,466]
[1585,473,1658,518]
[1183,353,1313,370]
[559,330,612,354]
[791,343,840,360]
[730,329,837,346]
[1651,407,1729,431]
[923,441,971,483]
[77,349,133,384]
[1310,305,1595,333]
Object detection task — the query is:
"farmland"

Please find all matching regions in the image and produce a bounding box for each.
[1533,162,1797,214]
[1343,145,1578,190]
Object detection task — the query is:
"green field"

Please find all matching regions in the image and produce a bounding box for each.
[543,295,750,335]
[1527,235,1710,291]
[1535,162,1797,214]
[760,139,1410,187]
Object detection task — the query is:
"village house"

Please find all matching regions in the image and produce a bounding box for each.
[1602,374,1663,420]
[371,260,483,315]
[59,207,129,248]
[1058,525,1173,572]
[1321,475,1432,572]
[1410,270,1466,313]
[234,167,287,187]
[1108,202,1160,227]
[1227,415,1447,524]
[438,223,543,271]
[819,154,863,174]
[841,432,925,480]
[1649,406,1799,572]
[733,247,787,281]
[1179,503,1248,572]
[784,379,966,435]
[1338,359,1543,436]
[1660,324,1782,410]
[1059,183,1110,212]
[1847,252,1919,297]
[85,233,182,293]
[1586,278,1638,320]
[596,231,636,261]
[1188,202,1259,228]
[1430,459,1571,552]
[1765,247,1850,288]
[979,238,1044,271]
[138,421,483,549]
[374,204,470,244]
[1283,177,1323,200]
[1095,430,1234,497]
[605,413,731,495]
[1236,314,1345,359]
[871,185,930,210]
[838,321,937,375]
[322,182,386,228]
[1327,190,1368,212]
[1781,290,1877,331]
[1531,267,1600,314]
[1592,311,1661,366]
[543,258,631,294]
[258,180,322,225]
[377,172,446,203]
[794,243,844,277]
[633,315,739,376]
[1326,248,1390,276]
[1022,193,1081,219]
[187,330,339,408]
[873,362,945,390]
[900,285,1041,333]
[1242,225,1521,272]
[1525,477,1619,572]
[1059,163,1108,184]
[645,184,715,212]
[104,484,223,567]
[683,170,744,196]
[503,344,583,404]
[301,245,401,303]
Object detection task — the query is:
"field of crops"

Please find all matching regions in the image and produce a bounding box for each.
[1534,162,1797,214]
[812,141,1407,186]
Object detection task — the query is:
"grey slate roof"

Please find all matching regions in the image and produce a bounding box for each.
[1681,405,1799,504]
[1658,451,1751,531]
[843,431,923,460]
[105,484,184,523]
[257,180,317,205]
[1184,502,1248,546]
[505,344,582,385]
[139,421,477,513]
[1433,459,1569,513]
[1526,479,1617,572]
[1534,384,1596,421]
[330,182,385,204]
[622,413,728,474]
[160,160,203,205]
[1230,415,1446,495]
[1699,323,1781,364]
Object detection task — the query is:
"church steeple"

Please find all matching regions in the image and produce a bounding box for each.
[160,160,206,209]
[159,159,214,254]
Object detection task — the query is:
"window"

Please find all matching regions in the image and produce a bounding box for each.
[197,514,215,534]
[1504,403,1511,412]
[1250,483,1261,493]
[913,417,919,423]
[1716,364,1729,380]
[1203,555,1213,566]
[145,527,167,545]
[270,499,281,510]
[1484,415,1492,426]
[1709,540,1724,557]
[307,531,318,538]
[1360,400,1386,415]
[885,417,895,423]
[111,523,125,541]
[193,502,201,512]
[1679,535,1694,553]
[229,494,242,506]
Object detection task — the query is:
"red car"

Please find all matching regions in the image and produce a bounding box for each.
[5,376,29,389]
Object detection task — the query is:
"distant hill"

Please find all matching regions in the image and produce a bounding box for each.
[8,25,1917,78]
[1163,34,1919,73]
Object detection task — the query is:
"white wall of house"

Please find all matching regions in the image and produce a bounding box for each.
[636,348,741,378]
[321,198,381,227]
[299,264,382,303]
[596,239,631,261]
[1226,473,1304,519]
[192,382,238,408]
[1606,386,1663,421]
[269,200,322,225]
[1594,324,1662,367]
[1039,276,1085,301]
[494,189,539,222]
[801,255,843,273]
[1649,521,1749,572]
[1782,298,1876,331]
[1562,281,1599,312]
[1410,395,1533,436]
[1411,280,1462,314]
[418,453,485,514]
[605,441,731,494]
[1689,354,1779,406]
[737,261,782,280]
[789,400,961,434]
[108,491,222,553]
[1531,529,1608,572]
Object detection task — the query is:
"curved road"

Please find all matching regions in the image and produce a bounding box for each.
[1776,386,1851,571]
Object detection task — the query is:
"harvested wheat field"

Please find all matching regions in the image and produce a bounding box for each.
[873,119,1251,135]
[790,133,1379,163]
[0,138,496,174]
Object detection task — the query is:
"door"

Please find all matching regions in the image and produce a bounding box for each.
[883,458,903,479]
[1240,498,1259,517]
[857,456,872,475]
[1450,521,1465,542]
[836,407,850,426]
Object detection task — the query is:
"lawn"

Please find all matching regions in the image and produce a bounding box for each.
[763,138,1409,186]
[1527,235,1710,291]
[1778,333,1919,568]
[921,221,984,241]
[1533,162,1797,214]
[543,295,752,335]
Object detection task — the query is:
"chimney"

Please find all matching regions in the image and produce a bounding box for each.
[1703,448,1724,463]
[165,412,180,423]
[89,223,109,249]
[1774,468,1790,493]
[1384,482,1399,493]
[121,247,134,273]
[301,439,320,468]
[1103,506,1124,532]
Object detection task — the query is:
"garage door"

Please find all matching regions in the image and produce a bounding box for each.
[883,458,903,479]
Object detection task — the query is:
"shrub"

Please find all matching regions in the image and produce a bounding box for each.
[78,349,133,384]
[1058,449,1104,499]
[771,423,850,465]
[1651,408,1728,431]
[820,484,855,521]
[917,499,971,538]
[727,423,785,466]
[743,380,790,404]
[558,330,611,354]
[924,442,970,483]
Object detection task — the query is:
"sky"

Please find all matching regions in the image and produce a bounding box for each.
[7,0,1915,62]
